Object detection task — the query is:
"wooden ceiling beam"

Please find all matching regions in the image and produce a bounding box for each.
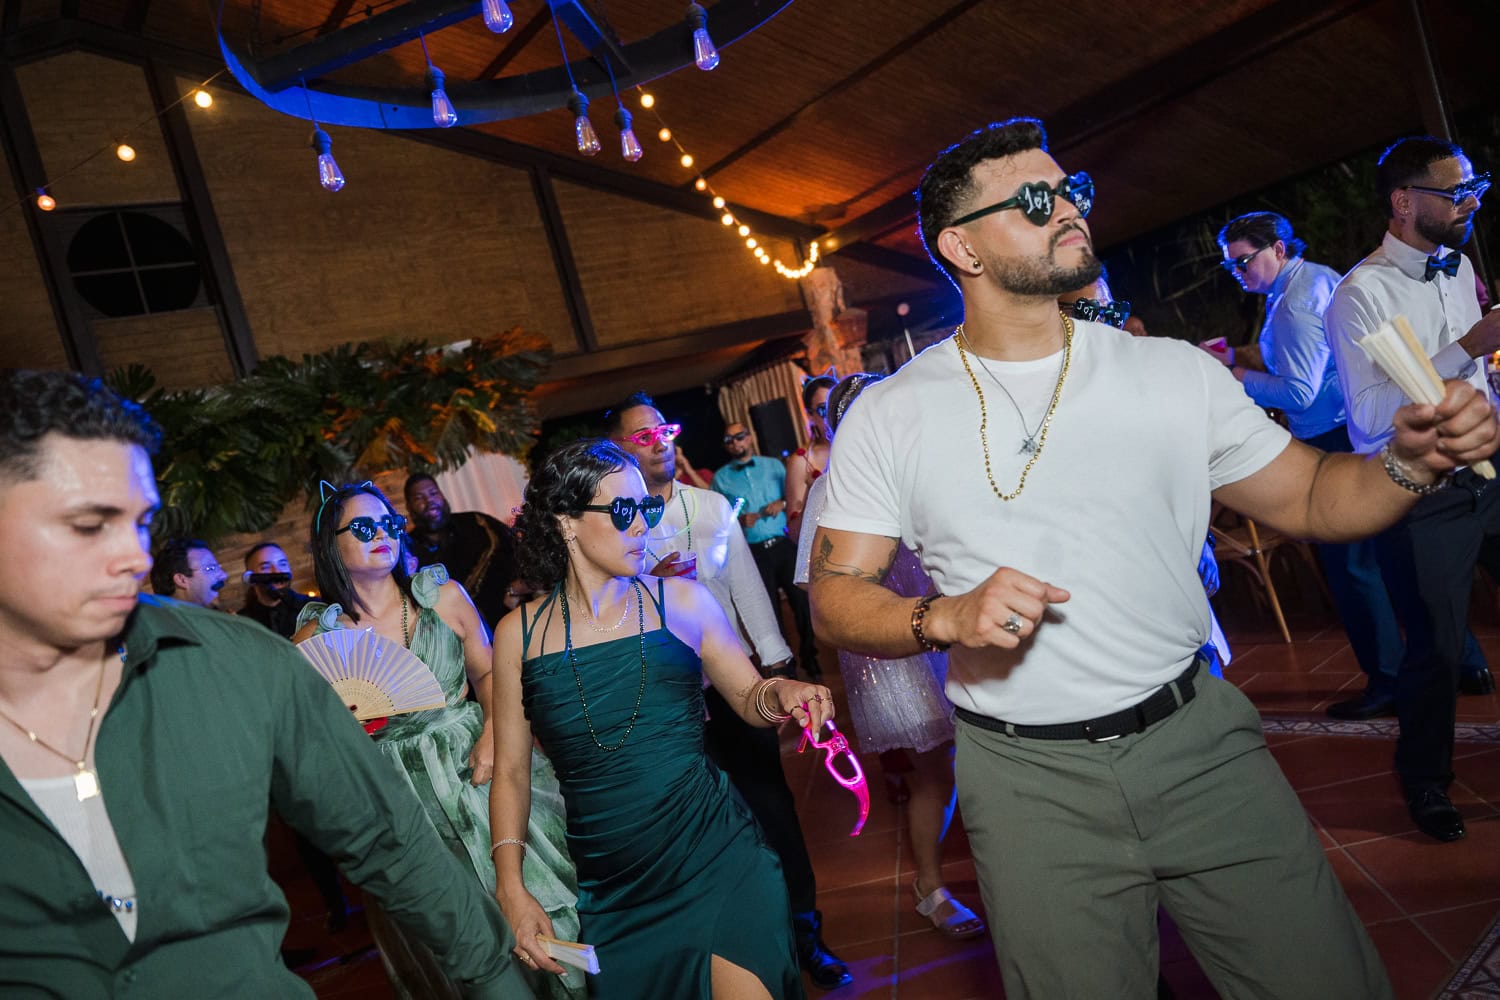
[820,0,1377,253]
[696,0,982,183]
[477,4,549,79]
[314,0,358,38]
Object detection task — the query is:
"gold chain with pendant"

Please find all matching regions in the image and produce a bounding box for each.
[953,313,1074,502]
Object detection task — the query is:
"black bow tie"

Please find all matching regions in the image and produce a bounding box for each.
[1425,250,1461,281]
[733,460,754,470]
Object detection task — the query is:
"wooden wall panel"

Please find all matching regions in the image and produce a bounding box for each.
[180,79,578,360]
[14,52,178,208]
[92,306,234,388]
[825,254,940,307]
[552,180,805,348]
[0,142,67,369]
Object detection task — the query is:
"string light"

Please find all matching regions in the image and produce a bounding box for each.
[193,89,213,109]
[35,189,55,211]
[693,178,707,191]
[774,241,820,279]
[115,143,136,162]
[712,196,726,209]
[481,0,514,33]
[658,127,672,142]
[746,238,757,249]
[736,224,749,237]
[720,213,734,226]
[679,152,694,168]
[639,93,655,109]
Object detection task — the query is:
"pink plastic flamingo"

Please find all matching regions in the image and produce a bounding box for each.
[797,717,869,837]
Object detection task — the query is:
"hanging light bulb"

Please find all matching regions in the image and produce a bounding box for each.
[658,127,672,142]
[115,142,136,162]
[35,189,55,211]
[568,91,601,156]
[311,127,345,192]
[686,3,720,71]
[694,177,707,191]
[615,108,643,162]
[481,0,514,33]
[679,152,694,168]
[427,66,458,127]
[712,196,726,209]
[193,89,213,109]
[640,92,655,109]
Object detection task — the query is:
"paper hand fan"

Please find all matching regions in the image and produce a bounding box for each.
[297,629,447,721]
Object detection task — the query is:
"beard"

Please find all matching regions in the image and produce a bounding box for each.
[985,227,1103,297]
[1415,208,1474,249]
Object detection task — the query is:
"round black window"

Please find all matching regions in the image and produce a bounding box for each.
[67,211,201,317]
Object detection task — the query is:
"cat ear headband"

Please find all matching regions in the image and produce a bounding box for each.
[314,479,373,532]
[801,365,838,386]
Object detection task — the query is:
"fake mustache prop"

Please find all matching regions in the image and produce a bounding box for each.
[243,572,293,587]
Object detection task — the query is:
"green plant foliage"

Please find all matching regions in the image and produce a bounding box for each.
[107,329,551,543]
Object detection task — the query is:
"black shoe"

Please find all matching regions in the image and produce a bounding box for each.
[1460,669,1496,696]
[792,909,853,991]
[1407,788,1466,842]
[1325,690,1396,720]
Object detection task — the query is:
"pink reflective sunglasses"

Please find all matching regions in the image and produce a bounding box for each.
[798,720,869,837]
[626,423,682,448]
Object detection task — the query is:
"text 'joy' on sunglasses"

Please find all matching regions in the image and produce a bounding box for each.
[625,423,682,448]
[1221,245,1271,274]
[1404,172,1491,207]
[951,172,1095,228]
[1070,297,1132,327]
[338,514,406,542]
[582,496,666,531]
[723,430,751,444]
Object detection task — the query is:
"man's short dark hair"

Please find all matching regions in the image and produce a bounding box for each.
[403,472,438,498]
[601,391,656,437]
[1376,135,1464,219]
[1217,212,1306,259]
[0,369,161,481]
[917,117,1050,285]
[243,541,285,569]
[151,538,209,596]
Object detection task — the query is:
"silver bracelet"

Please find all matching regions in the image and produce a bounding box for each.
[1380,444,1449,496]
[490,838,527,856]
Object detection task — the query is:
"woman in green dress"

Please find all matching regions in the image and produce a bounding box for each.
[294,482,582,999]
[490,440,835,999]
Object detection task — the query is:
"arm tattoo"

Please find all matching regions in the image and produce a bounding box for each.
[808,534,897,586]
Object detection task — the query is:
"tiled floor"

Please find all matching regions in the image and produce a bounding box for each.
[285,609,1500,999]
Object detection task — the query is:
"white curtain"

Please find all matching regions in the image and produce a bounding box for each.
[716,359,810,454]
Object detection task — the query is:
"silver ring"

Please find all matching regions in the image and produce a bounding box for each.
[1002,613,1025,635]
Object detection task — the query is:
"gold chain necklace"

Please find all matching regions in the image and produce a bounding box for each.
[579,585,634,633]
[954,313,1074,502]
[0,645,119,801]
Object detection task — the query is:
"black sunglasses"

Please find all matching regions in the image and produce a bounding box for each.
[1404,172,1491,207]
[1071,297,1132,328]
[1221,245,1271,274]
[337,514,406,543]
[581,495,666,531]
[951,172,1095,228]
[723,430,751,444]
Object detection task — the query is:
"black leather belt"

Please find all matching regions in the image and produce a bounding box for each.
[754,536,788,549]
[954,658,1202,742]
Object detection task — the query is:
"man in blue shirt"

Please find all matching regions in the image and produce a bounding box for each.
[1209,211,1486,721]
[713,422,821,679]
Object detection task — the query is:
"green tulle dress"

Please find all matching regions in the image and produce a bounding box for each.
[300,564,583,999]
[520,578,803,999]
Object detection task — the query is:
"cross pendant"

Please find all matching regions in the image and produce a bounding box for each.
[1019,437,1038,455]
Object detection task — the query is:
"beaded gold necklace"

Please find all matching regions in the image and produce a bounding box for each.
[560,578,648,752]
[953,313,1074,502]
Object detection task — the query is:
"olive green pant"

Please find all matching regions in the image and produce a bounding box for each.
[955,675,1393,1000]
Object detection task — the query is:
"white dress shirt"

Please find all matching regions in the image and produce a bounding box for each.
[1325,230,1488,455]
[646,483,794,666]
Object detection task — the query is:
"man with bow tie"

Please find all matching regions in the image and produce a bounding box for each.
[1326,134,1500,844]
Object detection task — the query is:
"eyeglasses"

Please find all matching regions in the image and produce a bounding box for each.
[190,563,222,575]
[1070,297,1132,328]
[812,403,828,418]
[625,423,682,448]
[337,514,407,542]
[951,172,1095,228]
[723,430,751,444]
[581,495,666,531]
[1221,246,1270,274]
[1404,172,1491,207]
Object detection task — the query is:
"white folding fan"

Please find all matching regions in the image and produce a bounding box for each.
[297,629,447,721]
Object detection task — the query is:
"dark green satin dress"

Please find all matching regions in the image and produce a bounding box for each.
[521,579,803,999]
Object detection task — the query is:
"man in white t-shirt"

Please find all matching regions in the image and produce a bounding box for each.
[604,392,853,991]
[810,117,1496,999]
[1325,134,1500,844]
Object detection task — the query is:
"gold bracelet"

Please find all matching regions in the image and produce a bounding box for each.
[754,678,791,724]
[490,838,527,856]
[911,594,949,652]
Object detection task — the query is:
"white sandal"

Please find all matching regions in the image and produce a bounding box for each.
[913,879,986,939]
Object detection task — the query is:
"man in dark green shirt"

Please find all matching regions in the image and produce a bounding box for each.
[0,370,534,999]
